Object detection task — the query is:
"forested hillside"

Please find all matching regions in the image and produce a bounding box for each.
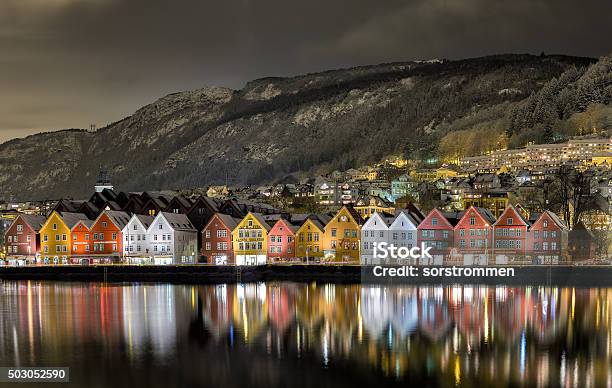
[0,54,608,200]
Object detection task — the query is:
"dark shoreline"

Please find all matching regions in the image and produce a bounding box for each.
[2,264,612,286]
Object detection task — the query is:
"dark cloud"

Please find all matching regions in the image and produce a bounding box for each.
[0,0,610,143]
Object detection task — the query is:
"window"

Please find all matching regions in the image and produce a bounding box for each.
[551,231,557,238]
[551,242,557,250]
[205,230,211,238]
[100,233,104,240]
[393,232,398,240]
[85,234,90,240]
[432,217,438,226]
[7,236,11,243]
[16,225,23,232]
[159,223,163,229]
[331,228,337,237]
[507,218,513,225]
[470,217,476,225]
[460,240,466,248]
[102,222,107,228]
[93,233,98,240]
[44,235,48,242]
[459,229,465,237]
[442,231,449,239]
[55,235,60,241]
[26,235,31,242]
[543,220,548,228]
[217,230,227,238]
[543,242,549,251]
[206,242,211,250]
[53,223,57,230]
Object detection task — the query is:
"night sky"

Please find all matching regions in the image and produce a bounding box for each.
[1,0,610,143]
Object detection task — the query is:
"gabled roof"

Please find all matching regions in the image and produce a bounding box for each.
[15,214,47,232]
[362,212,392,230]
[271,218,299,234]
[210,213,241,231]
[71,219,94,231]
[343,205,364,225]
[134,214,155,229]
[97,210,131,230]
[247,212,272,232]
[494,204,529,227]
[536,210,568,230]
[298,217,325,233]
[58,212,92,229]
[461,206,497,226]
[189,196,220,213]
[392,210,420,228]
[158,212,196,231]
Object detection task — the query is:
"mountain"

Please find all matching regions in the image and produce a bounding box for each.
[0,53,608,201]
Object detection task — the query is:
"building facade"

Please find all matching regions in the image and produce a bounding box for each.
[322,206,362,262]
[528,211,569,264]
[201,213,239,265]
[493,205,529,264]
[454,207,496,265]
[232,212,271,265]
[122,215,155,263]
[267,218,298,262]
[3,214,46,260]
[295,218,325,262]
[417,209,459,265]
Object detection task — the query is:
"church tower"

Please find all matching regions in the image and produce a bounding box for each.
[94,168,113,193]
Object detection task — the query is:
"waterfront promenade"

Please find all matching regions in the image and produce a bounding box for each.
[1,263,612,286]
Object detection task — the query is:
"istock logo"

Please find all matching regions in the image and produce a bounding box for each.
[373,242,433,260]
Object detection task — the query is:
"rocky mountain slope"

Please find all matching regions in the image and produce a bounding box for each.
[0,54,606,200]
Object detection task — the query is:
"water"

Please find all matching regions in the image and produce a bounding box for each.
[0,281,611,387]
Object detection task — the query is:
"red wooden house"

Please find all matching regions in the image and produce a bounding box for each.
[417,209,461,264]
[493,204,529,263]
[201,213,241,265]
[89,210,131,261]
[454,206,496,265]
[528,210,568,264]
[267,218,299,262]
[4,214,46,259]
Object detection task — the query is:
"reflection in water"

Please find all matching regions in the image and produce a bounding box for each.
[1,281,611,387]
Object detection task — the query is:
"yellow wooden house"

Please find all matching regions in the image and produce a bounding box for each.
[39,211,90,264]
[322,206,363,263]
[295,218,326,261]
[232,212,271,265]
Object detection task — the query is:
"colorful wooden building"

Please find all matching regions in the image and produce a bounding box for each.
[201,213,240,265]
[39,211,91,264]
[322,206,363,262]
[89,210,131,260]
[529,210,569,264]
[493,204,529,263]
[232,212,271,265]
[417,209,461,264]
[267,218,299,262]
[454,206,496,265]
[295,217,326,262]
[3,214,46,260]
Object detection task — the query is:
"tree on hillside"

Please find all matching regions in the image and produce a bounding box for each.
[554,166,592,228]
